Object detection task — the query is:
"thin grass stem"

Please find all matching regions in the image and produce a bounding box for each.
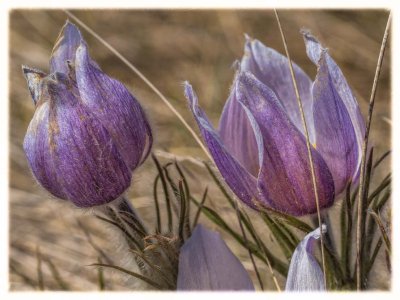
[356,12,391,290]
[274,9,327,288]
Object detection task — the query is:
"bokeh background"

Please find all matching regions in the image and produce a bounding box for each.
[9,9,391,290]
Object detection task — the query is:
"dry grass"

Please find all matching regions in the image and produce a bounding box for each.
[9,9,391,290]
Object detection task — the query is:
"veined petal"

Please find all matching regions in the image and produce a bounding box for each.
[218,86,259,176]
[22,65,47,105]
[75,43,153,170]
[184,82,259,208]
[43,73,132,207]
[23,99,68,200]
[177,224,255,291]
[50,21,83,74]
[312,52,358,194]
[303,30,365,184]
[285,225,327,291]
[236,72,335,216]
[241,36,315,144]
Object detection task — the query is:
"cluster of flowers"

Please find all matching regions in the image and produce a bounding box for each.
[22,21,365,291]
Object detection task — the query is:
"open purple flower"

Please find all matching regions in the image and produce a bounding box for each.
[184,32,364,216]
[177,224,254,291]
[285,225,326,291]
[22,21,152,207]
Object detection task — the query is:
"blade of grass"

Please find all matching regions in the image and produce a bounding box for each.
[152,154,173,232]
[178,180,187,243]
[153,175,162,233]
[64,10,212,160]
[44,258,70,290]
[192,187,208,228]
[356,12,391,290]
[90,263,164,290]
[36,246,44,291]
[274,9,326,287]
[175,162,192,237]
[368,210,391,255]
[232,200,266,291]
[373,150,391,169]
[97,258,105,291]
[366,238,383,275]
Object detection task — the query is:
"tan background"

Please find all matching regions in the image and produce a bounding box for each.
[9,9,391,290]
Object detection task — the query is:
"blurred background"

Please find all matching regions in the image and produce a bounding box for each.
[9,9,391,290]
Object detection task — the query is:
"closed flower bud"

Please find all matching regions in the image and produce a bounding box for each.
[22,21,152,207]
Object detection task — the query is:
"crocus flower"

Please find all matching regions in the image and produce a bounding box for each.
[177,224,254,291]
[22,21,152,207]
[285,225,326,291]
[184,32,364,216]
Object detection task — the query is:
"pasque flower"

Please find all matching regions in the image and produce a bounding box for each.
[22,21,152,207]
[177,224,254,291]
[184,32,365,216]
[285,225,326,291]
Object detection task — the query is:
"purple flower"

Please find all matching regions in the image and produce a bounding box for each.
[177,224,254,291]
[285,225,326,291]
[22,21,152,207]
[184,32,364,216]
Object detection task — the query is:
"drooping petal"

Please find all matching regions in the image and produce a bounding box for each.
[236,72,335,216]
[75,43,153,171]
[285,225,326,291]
[184,82,259,208]
[177,224,254,291]
[22,65,47,105]
[312,52,358,194]
[218,86,259,176]
[241,36,315,144]
[38,73,132,207]
[303,30,365,184]
[50,21,83,74]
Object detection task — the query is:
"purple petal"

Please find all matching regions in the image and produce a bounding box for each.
[236,72,335,216]
[285,225,326,291]
[184,82,259,208]
[241,36,315,144]
[24,73,132,207]
[218,86,259,176]
[177,224,254,291]
[312,52,359,194]
[75,43,152,171]
[22,65,47,105]
[50,21,83,74]
[303,30,365,186]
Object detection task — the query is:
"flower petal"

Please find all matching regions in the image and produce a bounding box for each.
[50,21,83,74]
[184,82,259,208]
[312,52,359,194]
[218,86,259,176]
[177,224,254,291]
[303,30,365,184]
[22,65,47,105]
[40,73,132,207]
[241,36,315,144]
[236,72,335,216]
[23,98,68,200]
[285,225,326,291]
[75,43,153,171]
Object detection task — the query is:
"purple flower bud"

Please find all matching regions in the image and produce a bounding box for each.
[184,32,365,216]
[22,21,152,207]
[285,225,327,291]
[177,224,254,291]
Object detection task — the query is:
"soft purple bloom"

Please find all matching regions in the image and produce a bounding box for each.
[285,225,326,291]
[177,224,254,291]
[22,21,152,207]
[184,32,364,216]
